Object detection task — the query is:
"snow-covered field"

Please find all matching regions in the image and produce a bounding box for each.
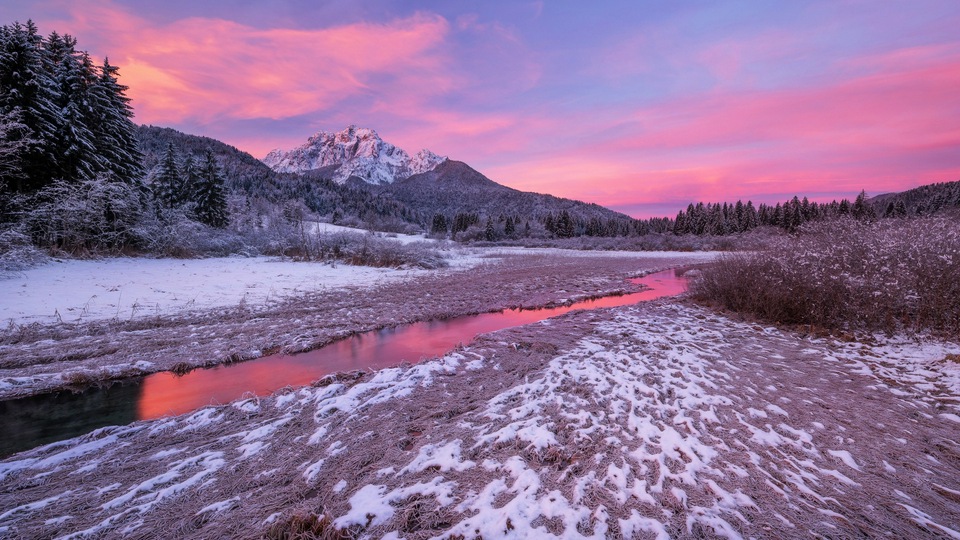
[0,253,479,325]
[1,300,957,539]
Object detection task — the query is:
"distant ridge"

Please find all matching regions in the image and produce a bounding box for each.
[380,159,634,222]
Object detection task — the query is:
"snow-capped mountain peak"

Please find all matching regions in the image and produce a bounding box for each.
[262,125,446,184]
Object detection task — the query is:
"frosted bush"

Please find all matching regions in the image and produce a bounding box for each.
[692,217,960,335]
[0,227,48,272]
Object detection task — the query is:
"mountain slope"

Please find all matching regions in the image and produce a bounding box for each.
[382,160,634,222]
[870,180,960,216]
[262,126,445,184]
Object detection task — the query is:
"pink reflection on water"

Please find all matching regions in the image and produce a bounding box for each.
[137,269,688,419]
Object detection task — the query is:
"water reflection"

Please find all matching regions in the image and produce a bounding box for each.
[1,269,688,457]
[0,381,142,457]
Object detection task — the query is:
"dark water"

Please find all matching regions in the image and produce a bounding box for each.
[0,269,688,458]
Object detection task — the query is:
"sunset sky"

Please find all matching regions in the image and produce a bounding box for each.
[4,1,959,217]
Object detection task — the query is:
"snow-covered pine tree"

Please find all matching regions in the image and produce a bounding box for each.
[49,34,99,182]
[0,21,61,192]
[193,150,228,227]
[151,143,182,209]
[0,109,34,191]
[180,153,201,206]
[89,58,143,184]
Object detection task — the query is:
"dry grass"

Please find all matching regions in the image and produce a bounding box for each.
[692,217,960,335]
[264,512,350,540]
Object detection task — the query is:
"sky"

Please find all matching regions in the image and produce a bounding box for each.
[4,1,960,217]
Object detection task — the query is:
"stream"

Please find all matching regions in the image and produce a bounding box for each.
[0,268,689,458]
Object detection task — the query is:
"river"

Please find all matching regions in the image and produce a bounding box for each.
[0,268,689,457]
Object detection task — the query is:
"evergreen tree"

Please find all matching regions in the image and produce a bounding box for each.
[50,39,98,181]
[893,199,907,218]
[151,143,181,209]
[89,58,143,184]
[430,213,447,235]
[484,216,496,241]
[852,190,874,221]
[556,210,574,238]
[180,153,200,204]
[193,151,228,227]
[0,109,33,190]
[0,21,60,192]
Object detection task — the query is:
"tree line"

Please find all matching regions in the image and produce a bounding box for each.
[0,21,142,193]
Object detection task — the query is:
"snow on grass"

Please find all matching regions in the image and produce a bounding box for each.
[0,255,460,325]
[485,246,723,261]
[0,247,685,326]
[825,337,960,412]
[334,477,457,530]
[309,222,436,245]
[398,440,475,475]
[2,300,958,538]
[101,450,225,511]
[827,449,862,471]
[0,491,73,521]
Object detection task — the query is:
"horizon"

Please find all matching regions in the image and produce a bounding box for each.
[4,1,959,218]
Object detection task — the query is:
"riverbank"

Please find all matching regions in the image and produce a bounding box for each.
[0,250,715,400]
[2,299,958,539]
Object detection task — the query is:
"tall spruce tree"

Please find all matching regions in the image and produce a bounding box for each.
[180,153,200,205]
[0,21,61,192]
[151,143,181,209]
[49,35,99,181]
[89,58,143,184]
[193,150,228,227]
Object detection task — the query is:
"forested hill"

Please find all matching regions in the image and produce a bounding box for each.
[869,180,960,217]
[373,160,650,237]
[382,160,632,224]
[136,125,420,231]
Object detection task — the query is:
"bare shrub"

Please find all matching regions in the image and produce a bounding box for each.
[692,217,960,335]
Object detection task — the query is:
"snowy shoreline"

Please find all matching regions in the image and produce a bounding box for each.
[1,300,958,538]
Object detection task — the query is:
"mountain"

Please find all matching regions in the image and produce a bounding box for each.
[139,125,640,236]
[136,125,420,230]
[262,126,446,184]
[379,160,634,223]
[869,180,960,216]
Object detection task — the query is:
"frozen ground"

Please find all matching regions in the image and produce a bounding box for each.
[0,251,712,399]
[0,254,475,326]
[1,300,957,539]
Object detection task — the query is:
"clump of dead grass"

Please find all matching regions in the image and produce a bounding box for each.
[264,511,350,540]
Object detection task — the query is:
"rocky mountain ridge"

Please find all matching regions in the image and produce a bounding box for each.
[262,126,446,184]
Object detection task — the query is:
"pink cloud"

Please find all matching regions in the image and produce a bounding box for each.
[490,43,960,216]
[39,1,453,125]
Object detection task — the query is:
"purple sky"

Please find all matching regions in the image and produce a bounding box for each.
[4,0,960,217]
